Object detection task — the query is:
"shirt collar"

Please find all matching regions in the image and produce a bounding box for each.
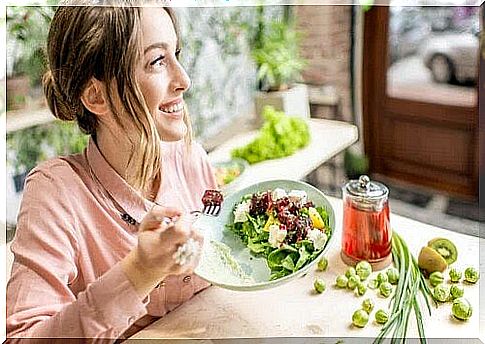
[86,138,153,225]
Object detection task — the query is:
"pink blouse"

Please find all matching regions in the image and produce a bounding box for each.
[6,138,217,342]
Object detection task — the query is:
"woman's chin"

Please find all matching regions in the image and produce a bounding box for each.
[157,122,187,142]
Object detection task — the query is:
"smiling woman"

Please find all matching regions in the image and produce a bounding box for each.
[6,2,217,342]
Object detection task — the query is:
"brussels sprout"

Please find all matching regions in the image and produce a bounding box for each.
[314,278,326,293]
[375,309,389,324]
[429,271,444,287]
[362,298,374,314]
[317,257,328,272]
[347,275,361,290]
[368,278,379,290]
[432,284,449,303]
[356,282,367,296]
[356,261,372,281]
[377,272,388,285]
[386,267,400,285]
[352,309,369,328]
[346,267,357,278]
[449,285,464,300]
[379,282,393,298]
[449,268,462,283]
[452,297,472,321]
[464,267,480,284]
[336,275,348,288]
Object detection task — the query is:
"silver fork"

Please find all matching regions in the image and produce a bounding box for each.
[190,189,223,218]
[190,203,222,218]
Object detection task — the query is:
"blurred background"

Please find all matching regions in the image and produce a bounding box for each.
[3,1,482,240]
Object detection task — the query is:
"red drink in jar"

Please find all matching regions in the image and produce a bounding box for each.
[341,175,392,270]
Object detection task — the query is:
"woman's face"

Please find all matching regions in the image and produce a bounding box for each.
[137,8,191,142]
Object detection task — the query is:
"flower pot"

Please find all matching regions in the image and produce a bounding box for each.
[13,171,29,193]
[254,83,310,126]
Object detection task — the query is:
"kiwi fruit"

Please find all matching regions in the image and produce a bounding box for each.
[427,237,458,265]
[418,246,448,275]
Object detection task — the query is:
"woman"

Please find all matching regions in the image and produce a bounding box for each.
[6,3,217,342]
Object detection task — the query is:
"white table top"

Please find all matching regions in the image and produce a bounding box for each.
[129,196,482,342]
[208,118,359,191]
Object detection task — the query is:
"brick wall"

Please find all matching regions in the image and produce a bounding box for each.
[295,5,354,193]
[295,5,353,123]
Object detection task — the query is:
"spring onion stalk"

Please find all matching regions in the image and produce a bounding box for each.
[373,232,436,344]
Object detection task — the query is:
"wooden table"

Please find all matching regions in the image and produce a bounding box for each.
[207,118,359,191]
[128,196,482,342]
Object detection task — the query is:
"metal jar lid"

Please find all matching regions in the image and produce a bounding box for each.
[345,175,389,201]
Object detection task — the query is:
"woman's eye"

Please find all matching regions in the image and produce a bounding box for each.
[149,55,165,67]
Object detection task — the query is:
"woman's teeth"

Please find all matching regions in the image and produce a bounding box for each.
[160,102,183,113]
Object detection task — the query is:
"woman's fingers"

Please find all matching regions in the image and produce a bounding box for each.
[136,205,205,276]
[140,205,182,232]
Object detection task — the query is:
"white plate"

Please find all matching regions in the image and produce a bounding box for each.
[194,179,336,291]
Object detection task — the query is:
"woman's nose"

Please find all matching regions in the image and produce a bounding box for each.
[172,60,191,93]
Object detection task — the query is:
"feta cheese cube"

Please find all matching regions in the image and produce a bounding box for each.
[268,224,287,248]
[233,200,250,223]
[307,229,328,250]
[272,188,287,200]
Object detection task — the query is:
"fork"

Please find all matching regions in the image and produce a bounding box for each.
[190,204,221,218]
[190,189,223,218]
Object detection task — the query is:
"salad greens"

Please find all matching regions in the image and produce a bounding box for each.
[226,188,332,280]
[231,106,311,164]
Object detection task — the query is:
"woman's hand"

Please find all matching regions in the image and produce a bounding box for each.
[121,205,203,298]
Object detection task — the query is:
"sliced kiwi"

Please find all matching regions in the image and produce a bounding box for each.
[427,237,458,265]
[418,246,448,275]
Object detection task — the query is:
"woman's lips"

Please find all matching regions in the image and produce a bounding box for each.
[159,108,183,120]
[159,99,184,119]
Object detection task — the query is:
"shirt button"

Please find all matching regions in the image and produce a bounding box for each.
[183,275,191,283]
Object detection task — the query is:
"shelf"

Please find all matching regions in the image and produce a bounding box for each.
[7,107,56,133]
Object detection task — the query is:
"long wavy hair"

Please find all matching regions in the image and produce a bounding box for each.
[43,1,192,193]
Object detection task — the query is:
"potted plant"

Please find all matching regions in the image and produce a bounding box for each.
[251,11,309,125]
[7,6,54,110]
[7,121,89,192]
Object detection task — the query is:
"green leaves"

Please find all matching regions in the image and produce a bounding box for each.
[231,106,310,164]
[251,19,307,91]
[7,121,89,175]
[266,240,316,279]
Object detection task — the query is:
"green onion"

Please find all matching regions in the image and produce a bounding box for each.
[373,232,436,344]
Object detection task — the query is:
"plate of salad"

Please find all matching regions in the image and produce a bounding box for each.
[194,179,335,291]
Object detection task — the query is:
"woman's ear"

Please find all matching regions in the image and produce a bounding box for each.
[80,78,109,116]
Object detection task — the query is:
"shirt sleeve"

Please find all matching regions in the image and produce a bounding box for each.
[6,164,147,343]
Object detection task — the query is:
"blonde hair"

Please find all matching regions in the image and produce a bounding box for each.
[43,3,192,193]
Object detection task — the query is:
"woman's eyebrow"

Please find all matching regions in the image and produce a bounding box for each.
[144,42,169,55]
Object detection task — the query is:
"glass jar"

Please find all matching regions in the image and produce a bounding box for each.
[341,175,392,270]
